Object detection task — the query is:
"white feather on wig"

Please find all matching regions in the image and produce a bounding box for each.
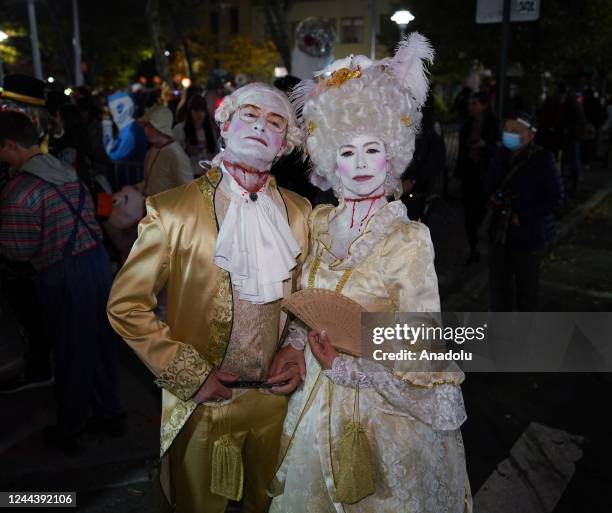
[387,32,434,110]
[291,32,435,197]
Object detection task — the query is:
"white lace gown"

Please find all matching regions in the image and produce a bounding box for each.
[269,201,472,513]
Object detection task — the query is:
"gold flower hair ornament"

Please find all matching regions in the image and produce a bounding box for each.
[307,119,318,135]
[325,66,362,88]
[401,114,412,127]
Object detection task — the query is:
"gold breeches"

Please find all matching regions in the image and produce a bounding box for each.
[167,390,288,513]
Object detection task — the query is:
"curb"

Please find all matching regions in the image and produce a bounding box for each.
[443,177,612,311]
[554,182,612,242]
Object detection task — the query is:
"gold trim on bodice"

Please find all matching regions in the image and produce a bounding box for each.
[307,256,353,293]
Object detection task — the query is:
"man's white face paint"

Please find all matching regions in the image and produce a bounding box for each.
[335,134,388,198]
[221,90,289,171]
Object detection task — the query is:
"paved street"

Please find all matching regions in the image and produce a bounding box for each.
[442,173,612,512]
[1,167,611,512]
[0,342,161,512]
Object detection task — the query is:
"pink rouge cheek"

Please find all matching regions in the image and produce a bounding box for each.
[229,117,249,137]
[336,160,353,176]
[268,131,284,151]
[371,155,388,174]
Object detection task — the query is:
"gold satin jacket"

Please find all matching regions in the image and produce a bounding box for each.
[107,167,311,455]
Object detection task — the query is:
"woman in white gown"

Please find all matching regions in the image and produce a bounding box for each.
[268,34,472,513]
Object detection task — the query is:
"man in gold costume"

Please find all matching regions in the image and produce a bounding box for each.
[107,82,311,513]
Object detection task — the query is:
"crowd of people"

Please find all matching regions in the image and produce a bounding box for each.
[450,80,612,311]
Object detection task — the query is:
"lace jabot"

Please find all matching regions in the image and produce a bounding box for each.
[214,165,301,304]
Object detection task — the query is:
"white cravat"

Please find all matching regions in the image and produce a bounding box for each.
[214,165,301,304]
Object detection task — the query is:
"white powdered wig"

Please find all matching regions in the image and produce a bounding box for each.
[212,82,303,168]
[292,33,434,197]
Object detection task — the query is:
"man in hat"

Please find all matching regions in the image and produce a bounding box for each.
[485,112,564,311]
[107,82,310,513]
[0,74,52,393]
[0,111,124,451]
[138,104,193,196]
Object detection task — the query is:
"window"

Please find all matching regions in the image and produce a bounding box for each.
[340,17,364,44]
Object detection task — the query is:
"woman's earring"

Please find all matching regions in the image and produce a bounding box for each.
[217,137,225,152]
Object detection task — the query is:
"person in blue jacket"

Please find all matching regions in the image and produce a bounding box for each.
[102,92,147,163]
[484,112,564,311]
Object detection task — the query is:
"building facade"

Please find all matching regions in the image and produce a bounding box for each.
[204,0,401,77]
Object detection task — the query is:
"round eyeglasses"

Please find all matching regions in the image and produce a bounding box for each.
[237,104,288,133]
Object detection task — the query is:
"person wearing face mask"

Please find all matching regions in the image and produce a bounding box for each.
[106,83,311,513]
[484,113,563,311]
[269,35,471,513]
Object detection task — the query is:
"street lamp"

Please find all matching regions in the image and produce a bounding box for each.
[391,9,415,39]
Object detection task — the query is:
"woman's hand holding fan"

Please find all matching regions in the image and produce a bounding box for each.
[308,329,338,369]
[282,289,365,357]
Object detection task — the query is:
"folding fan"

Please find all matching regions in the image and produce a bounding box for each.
[282,288,365,357]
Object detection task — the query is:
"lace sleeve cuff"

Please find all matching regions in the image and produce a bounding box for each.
[154,343,213,401]
[358,359,467,430]
[323,355,373,388]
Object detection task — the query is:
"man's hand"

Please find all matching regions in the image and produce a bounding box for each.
[192,369,239,403]
[267,345,306,395]
[267,364,302,394]
[308,329,338,370]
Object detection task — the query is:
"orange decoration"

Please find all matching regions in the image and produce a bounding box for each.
[325,67,362,88]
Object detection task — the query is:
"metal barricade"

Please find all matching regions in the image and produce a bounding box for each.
[110,161,145,191]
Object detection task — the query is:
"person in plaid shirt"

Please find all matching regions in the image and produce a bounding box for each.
[0,111,123,454]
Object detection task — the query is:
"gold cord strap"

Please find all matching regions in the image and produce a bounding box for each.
[308,255,353,293]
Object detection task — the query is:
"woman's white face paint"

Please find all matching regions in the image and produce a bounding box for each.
[222,91,288,170]
[335,134,388,198]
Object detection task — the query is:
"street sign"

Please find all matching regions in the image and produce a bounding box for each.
[476,0,540,24]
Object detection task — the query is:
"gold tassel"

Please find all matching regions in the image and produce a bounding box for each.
[210,434,244,501]
[334,386,375,504]
[210,402,244,501]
